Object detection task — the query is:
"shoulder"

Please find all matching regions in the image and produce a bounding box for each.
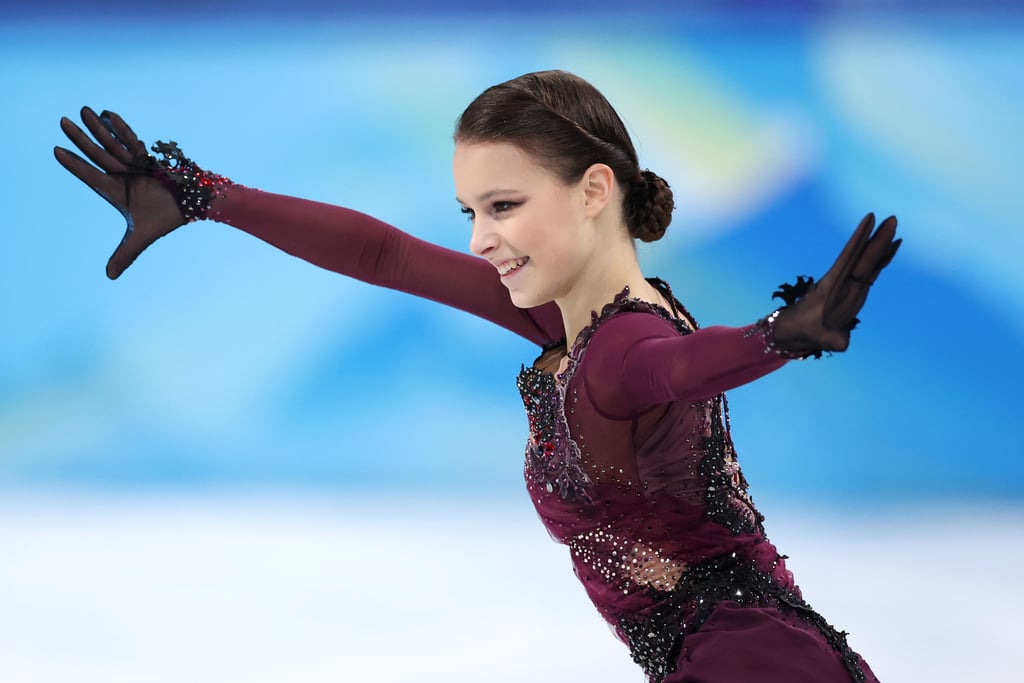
[592,308,680,342]
[581,309,682,370]
[568,284,694,381]
[571,308,689,419]
[581,287,690,350]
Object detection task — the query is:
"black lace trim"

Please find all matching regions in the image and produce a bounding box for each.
[760,274,859,360]
[618,554,866,683]
[518,280,693,502]
[566,279,696,365]
[771,274,815,306]
[517,280,756,537]
[699,395,764,536]
[149,140,232,222]
[517,366,594,503]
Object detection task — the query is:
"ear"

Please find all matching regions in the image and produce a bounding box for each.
[580,163,616,218]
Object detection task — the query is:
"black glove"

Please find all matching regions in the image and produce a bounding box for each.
[54,106,231,279]
[767,213,901,358]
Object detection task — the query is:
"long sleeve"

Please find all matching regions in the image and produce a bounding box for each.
[210,185,564,346]
[580,313,788,419]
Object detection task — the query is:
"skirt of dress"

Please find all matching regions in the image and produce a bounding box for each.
[665,601,878,683]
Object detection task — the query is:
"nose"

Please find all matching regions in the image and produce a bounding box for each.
[469,217,498,257]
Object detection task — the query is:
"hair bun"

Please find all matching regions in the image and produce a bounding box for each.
[627,170,674,242]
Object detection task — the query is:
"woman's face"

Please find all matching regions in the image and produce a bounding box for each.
[453,141,594,309]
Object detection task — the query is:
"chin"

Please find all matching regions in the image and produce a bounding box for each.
[507,289,551,310]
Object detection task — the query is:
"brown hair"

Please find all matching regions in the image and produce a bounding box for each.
[454,70,674,242]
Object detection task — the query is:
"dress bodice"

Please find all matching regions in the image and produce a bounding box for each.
[516,285,864,683]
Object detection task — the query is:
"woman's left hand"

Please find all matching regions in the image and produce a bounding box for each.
[771,213,901,356]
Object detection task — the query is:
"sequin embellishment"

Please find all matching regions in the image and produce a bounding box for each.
[517,281,868,683]
[150,140,233,222]
[517,365,594,503]
[700,395,765,535]
[618,554,866,683]
[568,526,685,594]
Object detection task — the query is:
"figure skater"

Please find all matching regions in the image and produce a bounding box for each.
[54,70,899,682]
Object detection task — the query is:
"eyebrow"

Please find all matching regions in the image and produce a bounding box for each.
[455,189,519,205]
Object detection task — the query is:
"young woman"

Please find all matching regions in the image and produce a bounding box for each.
[55,70,899,682]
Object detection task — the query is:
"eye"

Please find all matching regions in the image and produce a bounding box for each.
[492,201,521,214]
[460,206,475,221]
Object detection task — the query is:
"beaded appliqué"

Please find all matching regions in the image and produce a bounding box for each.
[568,526,684,594]
[517,281,693,503]
[573,282,762,537]
[150,141,232,222]
[517,364,594,503]
[618,554,866,683]
[518,281,867,683]
[700,395,764,535]
[747,274,854,360]
[750,309,802,358]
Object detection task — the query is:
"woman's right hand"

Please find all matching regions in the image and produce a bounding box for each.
[55,107,192,279]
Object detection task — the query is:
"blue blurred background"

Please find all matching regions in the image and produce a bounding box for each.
[1,1,1022,681]
[3,0,1021,500]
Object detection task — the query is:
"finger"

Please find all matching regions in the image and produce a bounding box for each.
[820,212,875,287]
[54,145,127,212]
[60,115,126,173]
[823,281,868,332]
[824,219,901,329]
[850,216,899,284]
[878,238,902,274]
[101,110,149,160]
[861,238,901,284]
[80,106,134,165]
[865,217,901,279]
[106,217,160,280]
[106,231,143,280]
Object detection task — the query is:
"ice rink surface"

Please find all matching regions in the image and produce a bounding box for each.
[1,491,1019,682]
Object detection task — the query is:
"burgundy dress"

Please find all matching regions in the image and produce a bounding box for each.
[213,187,878,682]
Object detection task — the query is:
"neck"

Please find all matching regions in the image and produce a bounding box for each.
[555,244,658,348]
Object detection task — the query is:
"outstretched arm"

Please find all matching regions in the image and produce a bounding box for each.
[582,317,789,418]
[213,186,563,344]
[54,107,563,346]
[583,215,901,418]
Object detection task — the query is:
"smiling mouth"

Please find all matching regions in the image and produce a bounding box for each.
[498,257,529,276]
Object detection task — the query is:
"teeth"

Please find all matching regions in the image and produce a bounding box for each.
[499,257,528,275]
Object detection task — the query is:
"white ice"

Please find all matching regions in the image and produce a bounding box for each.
[1,492,1019,682]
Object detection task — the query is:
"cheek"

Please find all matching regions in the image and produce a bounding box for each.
[524,208,581,256]
[544,224,589,270]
